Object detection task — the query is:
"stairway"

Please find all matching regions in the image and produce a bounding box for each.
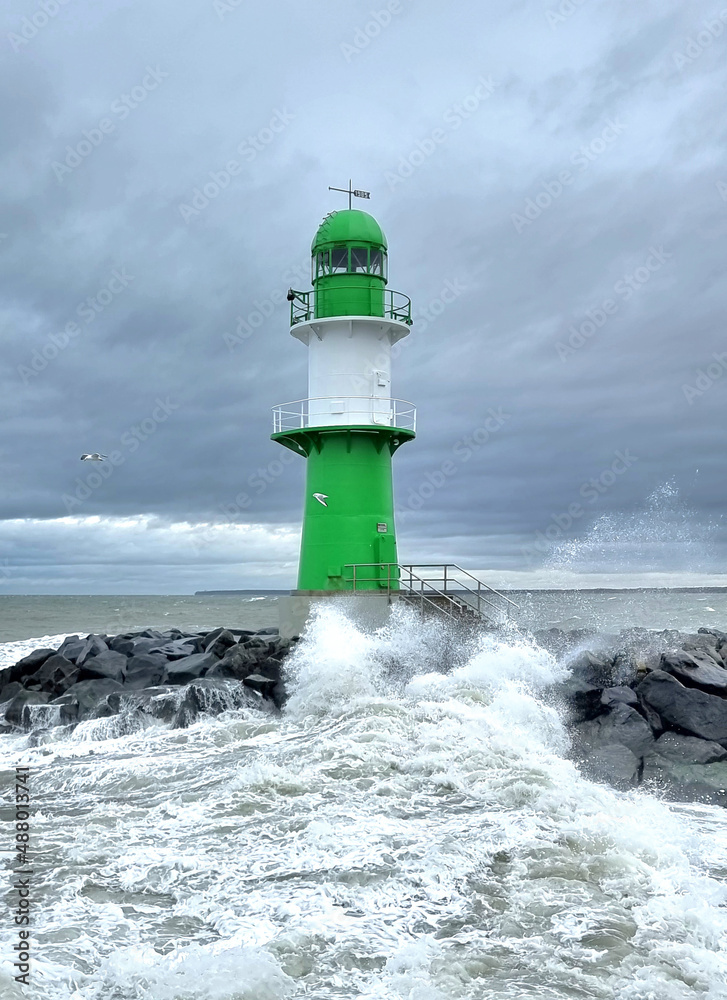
[344,563,520,627]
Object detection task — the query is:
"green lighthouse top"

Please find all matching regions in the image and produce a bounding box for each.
[312,210,388,254]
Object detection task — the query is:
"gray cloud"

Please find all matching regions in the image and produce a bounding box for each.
[1,0,725,592]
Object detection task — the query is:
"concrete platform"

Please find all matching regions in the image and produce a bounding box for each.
[279,593,401,639]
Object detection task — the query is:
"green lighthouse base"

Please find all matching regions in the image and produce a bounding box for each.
[272,424,415,592]
[278,591,402,640]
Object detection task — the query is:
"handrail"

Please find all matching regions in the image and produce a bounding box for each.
[342,562,519,625]
[272,397,417,434]
[288,287,412,326]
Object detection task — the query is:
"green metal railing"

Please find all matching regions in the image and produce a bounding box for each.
[343,563,520,623]
[288,287,412,326]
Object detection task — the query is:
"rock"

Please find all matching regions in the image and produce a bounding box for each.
[600,686,639,709]
[651,732,727,765]
[637,670,727,745]
[0,681,24,704]
[171,678,252,729]
[14,647,57,677]
[124,654,168,690]
[93,692,123,719]
[204,628,237,658]
[567,650,616,688]
[149,638,201,660]
[78,650,127,683]
[165,652,218,685]
[132,687,182,723]
[584,745,641,789]
[28,654,80,694]
[254,627,280,636]
[574,703,655,757]
[213,644,259,679]
[698,627,727,642]
[243,672,278,696]
[660,650,727,693]
[76,635,109,666]
[56,637,86,662]
[48,693,81,724]
[4,690,51,728]
[62,679,125,719]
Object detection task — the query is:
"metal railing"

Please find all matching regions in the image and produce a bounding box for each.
[343,563,520,625]
[272,397,417,434]
[288,287,412,326]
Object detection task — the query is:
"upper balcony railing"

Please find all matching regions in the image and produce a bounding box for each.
[288,287,412,327]
[272,397,417,434]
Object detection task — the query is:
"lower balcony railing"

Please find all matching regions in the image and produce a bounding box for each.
[272,397,416,433]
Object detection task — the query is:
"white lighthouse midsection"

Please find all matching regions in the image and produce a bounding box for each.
[290,315,410,427]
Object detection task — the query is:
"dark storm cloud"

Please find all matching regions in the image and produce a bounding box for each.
[1,0,726,591]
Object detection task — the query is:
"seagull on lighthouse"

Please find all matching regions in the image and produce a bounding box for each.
[80,453,107,461]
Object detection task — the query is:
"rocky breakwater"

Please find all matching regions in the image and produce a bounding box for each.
[540,626,727,805]
[0,626,296,739]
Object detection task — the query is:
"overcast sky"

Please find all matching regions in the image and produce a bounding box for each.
[1,0,726,594]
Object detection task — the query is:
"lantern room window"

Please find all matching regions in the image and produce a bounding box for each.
[370,250,387,278]
[350,247,369,272]
[315,250,330,279]
[331,248,348,273]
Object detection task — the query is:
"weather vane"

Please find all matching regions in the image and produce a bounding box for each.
[328,179,370,210]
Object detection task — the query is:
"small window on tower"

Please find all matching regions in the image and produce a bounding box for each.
[331,248,348,273]
[370,250,383,275]
[316,251,330,277]
[350,247,368,272]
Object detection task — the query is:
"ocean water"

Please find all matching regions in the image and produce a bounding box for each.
[1,595,726,998]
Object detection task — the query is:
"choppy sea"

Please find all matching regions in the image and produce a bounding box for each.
[1,590,726,999]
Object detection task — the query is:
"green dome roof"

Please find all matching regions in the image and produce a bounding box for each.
[311,210,387,253]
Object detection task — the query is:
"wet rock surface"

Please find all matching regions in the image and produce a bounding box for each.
[543,625,727,805]
[0,626,297,737]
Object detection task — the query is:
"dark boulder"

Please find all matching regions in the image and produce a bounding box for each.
[78,650,127,683]
[637,670,727,744]
[149,637,201,660]
[62,678,125,719]
[48,693,81,724]
[574,702,655,757]
[600,686,639,709]
[171,678,254,729]
[4,690,51,728]
[0,681,24,704]
[243,672,278,697]
[583,745,641,789]
[165,652,217,685]
[14,647,57,677]
[56,637,86,662]
[28,654,80,694]
[124,654,168,690]
[212,644,259,680]
[204,629,237,659]
[76,635,109,666]
[660,650,727,693]
[651,732,727,765]
[567,650,616,688]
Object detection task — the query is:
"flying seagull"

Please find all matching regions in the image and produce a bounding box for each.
[80,453,107,461]
[313,493,329,507]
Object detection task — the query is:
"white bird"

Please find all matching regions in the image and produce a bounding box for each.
[313,493,329,507]
[80,453,107,461]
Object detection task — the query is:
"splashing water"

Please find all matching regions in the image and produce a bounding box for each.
[1,606,726,999]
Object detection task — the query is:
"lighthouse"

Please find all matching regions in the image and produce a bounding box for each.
[272,198,415,617]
